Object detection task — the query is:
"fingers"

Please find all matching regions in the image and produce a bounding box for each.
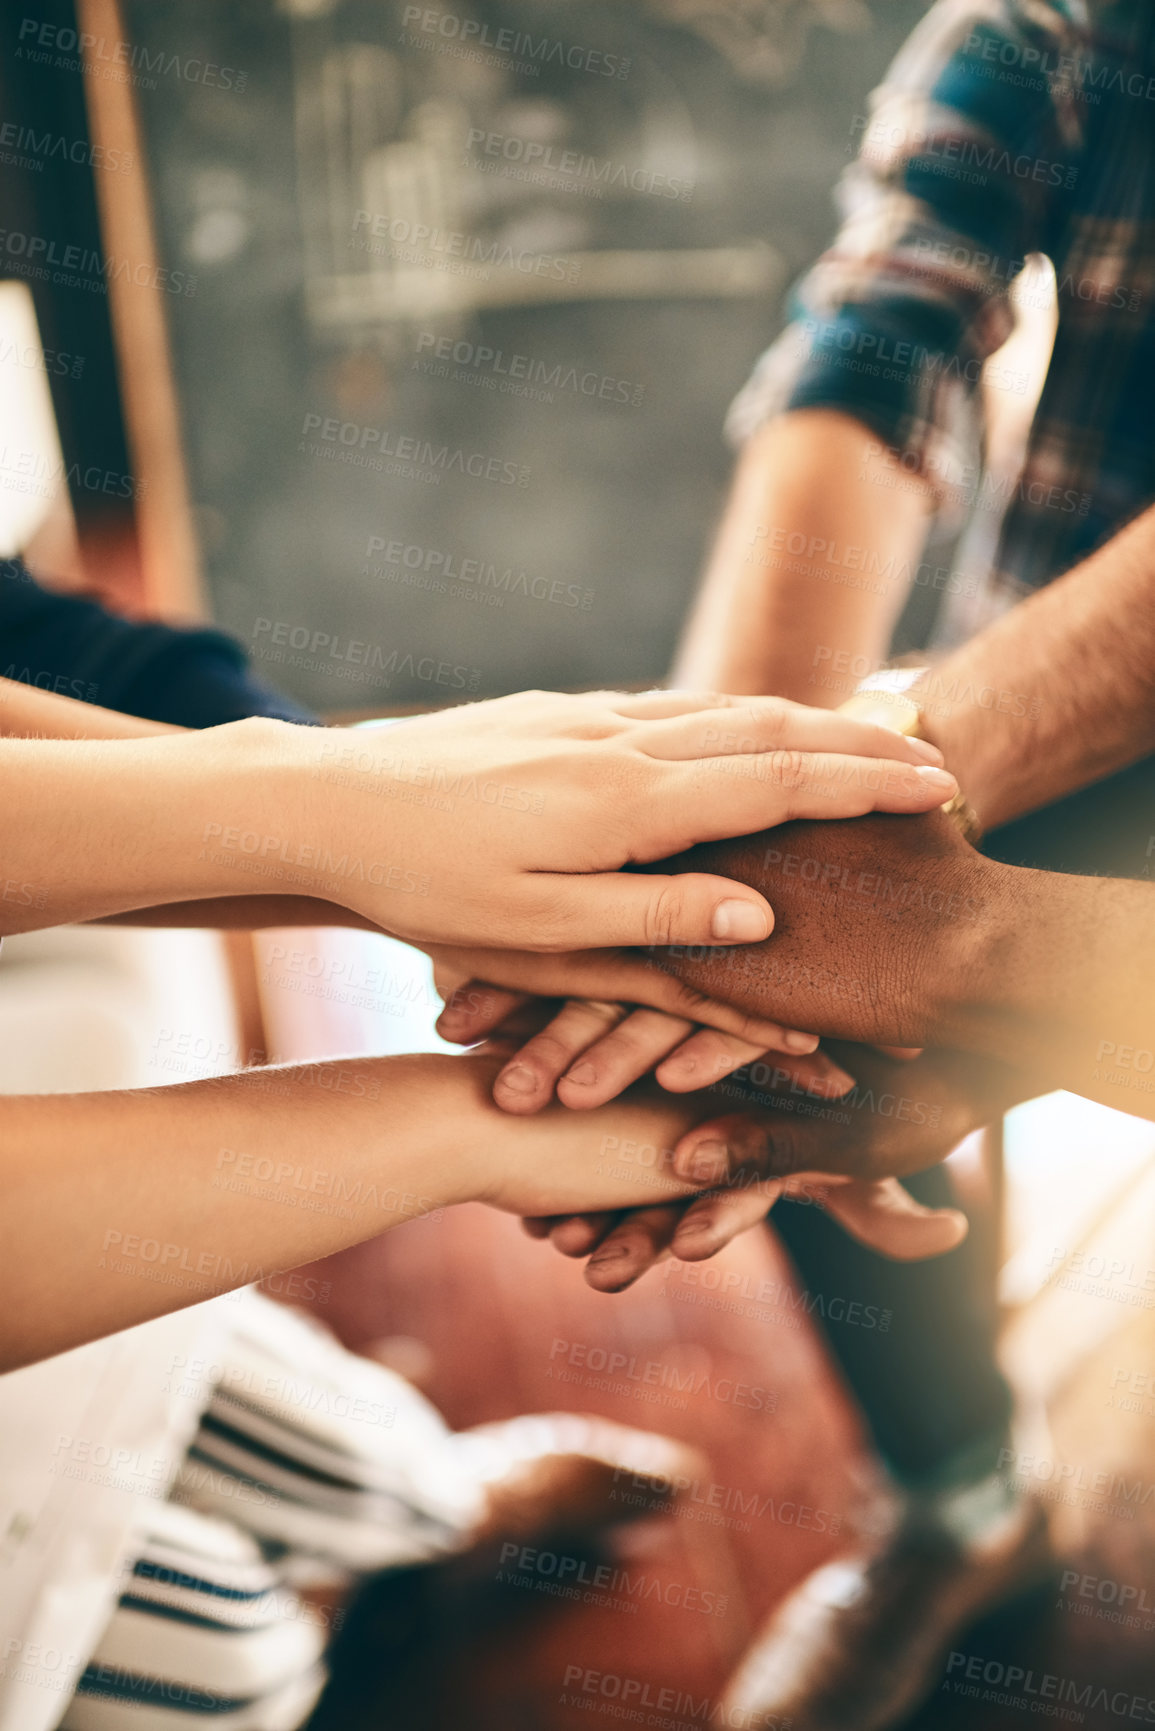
[436,982,530,1044]
[671,1110,805,1186]
[420,945,811,1047]
[493,999,626,1113]
[520,1211,621,1255]
[585,1204,685,1292]
[519,1216,554,1239]
[669,1182,783,1263]
[556,1008,697,1108]
[570,1171,965,1298]
[548,1212,620,1257]
[655,1030,837,1095]
[664,752,958,841]
[519,870,776,951]
[583,1181,784,1291]
[557,1014,823,1108]
[816,1177,969,1260]
[636,699,946,767]
[473,993,829,1115]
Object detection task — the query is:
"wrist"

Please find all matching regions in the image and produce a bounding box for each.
[839,669,983,843]
[272,1049,500,1214]
[904,670,1016,832]
[182,716,335,906]
[394,1048,510,1208]
[928,852,1022,1049]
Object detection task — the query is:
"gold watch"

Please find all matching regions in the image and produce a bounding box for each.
[838,674,983,844]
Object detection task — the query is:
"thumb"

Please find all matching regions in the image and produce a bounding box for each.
[820,1179,969,1260]
[435,983,530,1043]
[520,870,774,951]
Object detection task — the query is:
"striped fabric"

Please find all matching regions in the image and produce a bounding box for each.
[59,1502,326,1730]
[173,1294,483,1574]
[59,1295,487,1730]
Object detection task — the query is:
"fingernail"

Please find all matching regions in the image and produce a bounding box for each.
[498,1065,537,1095]
[914,766,956,793]
[783,1029,818,1054]
[674,1219,712,1241]
[564,1062,598,1087]
[711,899,771,942]
[820,1064,855,1097]
[588,1246,628,1267]
[677,1140,728,1185]
[905,736,944,765]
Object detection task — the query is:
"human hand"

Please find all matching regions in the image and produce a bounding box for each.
[463,1052,956,1264]
[478,996,848,1113]
[447,1043,968,1227]
[428,943,838,1088]
[436,962,957,1277]
[521,1041,1035,1290]
[649,808,999,1049]
[283,690,955,952]
[666,1039,1032,1189]
[457,1045,726,1220]
[522,1166,969,1293]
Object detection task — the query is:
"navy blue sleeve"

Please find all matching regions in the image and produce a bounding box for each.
[0,561,318,729]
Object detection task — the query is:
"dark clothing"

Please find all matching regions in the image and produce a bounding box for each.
[0,561,316,729]
[773,1162,1009,1489]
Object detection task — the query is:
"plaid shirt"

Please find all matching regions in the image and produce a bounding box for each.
[729,0,1155,639]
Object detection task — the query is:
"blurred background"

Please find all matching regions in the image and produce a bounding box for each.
[2,5,1154,1727]
[9,0,934,703]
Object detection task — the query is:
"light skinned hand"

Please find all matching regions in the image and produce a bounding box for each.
[303,688,954,950]
[429,945,830,1069]
[462,988,849,1113]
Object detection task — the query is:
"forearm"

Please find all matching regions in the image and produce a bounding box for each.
[0,1052,704,1370]
[671,410,932,700]
[912,504,1155,830]
[0,683,383,930]
[94,897,380,931]
[0,675,183,740]
[0,719,296,933]
[0,1054,475,1369]
[945,861,1155,1114]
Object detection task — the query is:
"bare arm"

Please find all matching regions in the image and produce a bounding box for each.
[0,676,185,740]
[0,678,367,929]
[671,411,932,701]
[0,695,955,948]
[0,1050,716,1370]
[911,502,1155,830]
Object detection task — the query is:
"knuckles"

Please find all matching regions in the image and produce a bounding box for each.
[765,747,812,792]
[641,881,697,947]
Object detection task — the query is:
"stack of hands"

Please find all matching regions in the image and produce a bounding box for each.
[367,689,1018,1284]
[5,679,1103,1366]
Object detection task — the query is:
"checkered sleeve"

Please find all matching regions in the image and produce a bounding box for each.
[728,0,1087,518]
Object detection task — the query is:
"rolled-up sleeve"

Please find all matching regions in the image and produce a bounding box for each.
[728,0,1085,521]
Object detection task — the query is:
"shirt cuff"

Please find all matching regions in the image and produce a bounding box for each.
[725,320,980,539]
